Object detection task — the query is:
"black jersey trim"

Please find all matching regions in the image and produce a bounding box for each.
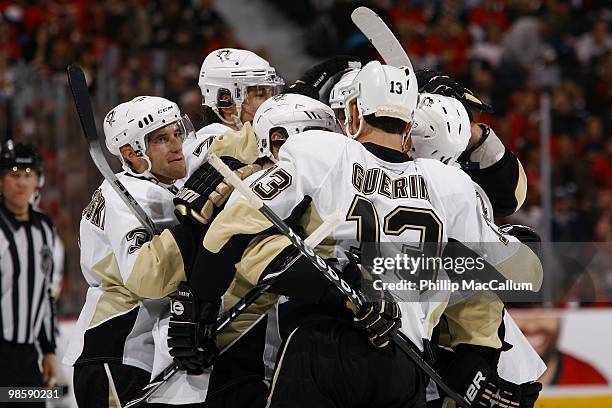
[362,142,412,163]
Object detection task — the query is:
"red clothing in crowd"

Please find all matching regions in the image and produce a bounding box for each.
[554,353,609,385]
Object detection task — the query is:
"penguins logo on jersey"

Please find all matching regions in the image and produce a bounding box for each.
[126,228,153,254]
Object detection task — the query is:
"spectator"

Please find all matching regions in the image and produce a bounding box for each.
[575,18,612,67]
[469,23,504,68]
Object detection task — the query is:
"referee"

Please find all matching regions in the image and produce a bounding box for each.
[0,142,59,404]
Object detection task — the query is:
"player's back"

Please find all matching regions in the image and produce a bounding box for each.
[241,130,491,346]
[260,130,483,252]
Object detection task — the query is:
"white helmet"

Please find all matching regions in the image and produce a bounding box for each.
[198,48,285,128]
[329,68,360,110]
[253,94,339,161]
[410,93,471,165]
[103,96,194,177]
[343,61,418,139]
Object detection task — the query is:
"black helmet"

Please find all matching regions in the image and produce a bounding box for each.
[0,141,43,174]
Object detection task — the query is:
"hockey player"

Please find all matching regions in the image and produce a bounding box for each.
[167,94,341,408]
[63,95,222,407]
[175,47,285,221]
[127,52,350,407]
[406,93,543,406]
[171,61,542,407]
[330,69,527,219]
[140,48,285,407]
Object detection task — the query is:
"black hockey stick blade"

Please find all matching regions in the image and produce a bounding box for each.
[66,65,158,235]
[66,65,98,143]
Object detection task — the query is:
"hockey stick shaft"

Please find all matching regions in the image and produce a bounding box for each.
[208,154,470,408]
[124,211,342,407]
[66,65,159,236]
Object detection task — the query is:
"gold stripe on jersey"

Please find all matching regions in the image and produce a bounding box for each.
[495,244,543,291]
[88,230,185,326]
[444,291,504,349]
[90,253,142,326]
[210,200,337,347]
[207,122,259,165]
[514,160,527,212]
[203,199,273,253]
[126,229,186,299]
[425,302,448,340]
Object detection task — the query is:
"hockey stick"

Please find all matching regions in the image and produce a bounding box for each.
[351,6,483,108]
[351,7,413,71]
[66,65,159,236]
[208,153,471,408]
[124,211,342,407]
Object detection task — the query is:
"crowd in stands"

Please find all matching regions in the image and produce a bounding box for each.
[1,0,610,310]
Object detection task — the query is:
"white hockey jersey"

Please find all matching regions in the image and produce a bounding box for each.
[206,130,542,352]
[64,124,227,391]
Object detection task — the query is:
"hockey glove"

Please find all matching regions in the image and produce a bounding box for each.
[415,69,494,113]
[174,157,261,225]
[286,55,361,100]
[350,300,402,348]
[168,282,220,375]
[499,224,542,260]
[442,344,542,408]
[498,224,541,244]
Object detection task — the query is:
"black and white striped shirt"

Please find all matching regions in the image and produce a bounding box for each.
[0,201,58,352]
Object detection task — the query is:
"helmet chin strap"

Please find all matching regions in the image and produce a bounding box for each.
[212,105,244,130]
[120,152,158,182]
[345,113,364,140]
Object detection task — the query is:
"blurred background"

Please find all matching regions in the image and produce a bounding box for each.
[0,0,610,406]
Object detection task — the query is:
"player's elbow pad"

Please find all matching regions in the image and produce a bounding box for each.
[126,230,186,298]
[496,243,543,292]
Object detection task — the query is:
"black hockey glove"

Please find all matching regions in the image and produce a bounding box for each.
[499,224,542,259]
[415,69,494,113]
[286,55,361,100]
[442,344,542,408]
[174,157,261,225]
[340,252,402,348]
[168,282,220,375]
[352,299,402,348]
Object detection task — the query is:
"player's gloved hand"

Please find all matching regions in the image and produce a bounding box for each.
[350,299,402,348]
[442,344,542,407]
[415,69,493,113]
[168,282,220,375]
[174,157,261,225]
[286,55,361,100]
[499,223,542,262]
[499,224,541,244]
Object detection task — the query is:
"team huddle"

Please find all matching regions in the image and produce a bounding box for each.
[64,43,545,408]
